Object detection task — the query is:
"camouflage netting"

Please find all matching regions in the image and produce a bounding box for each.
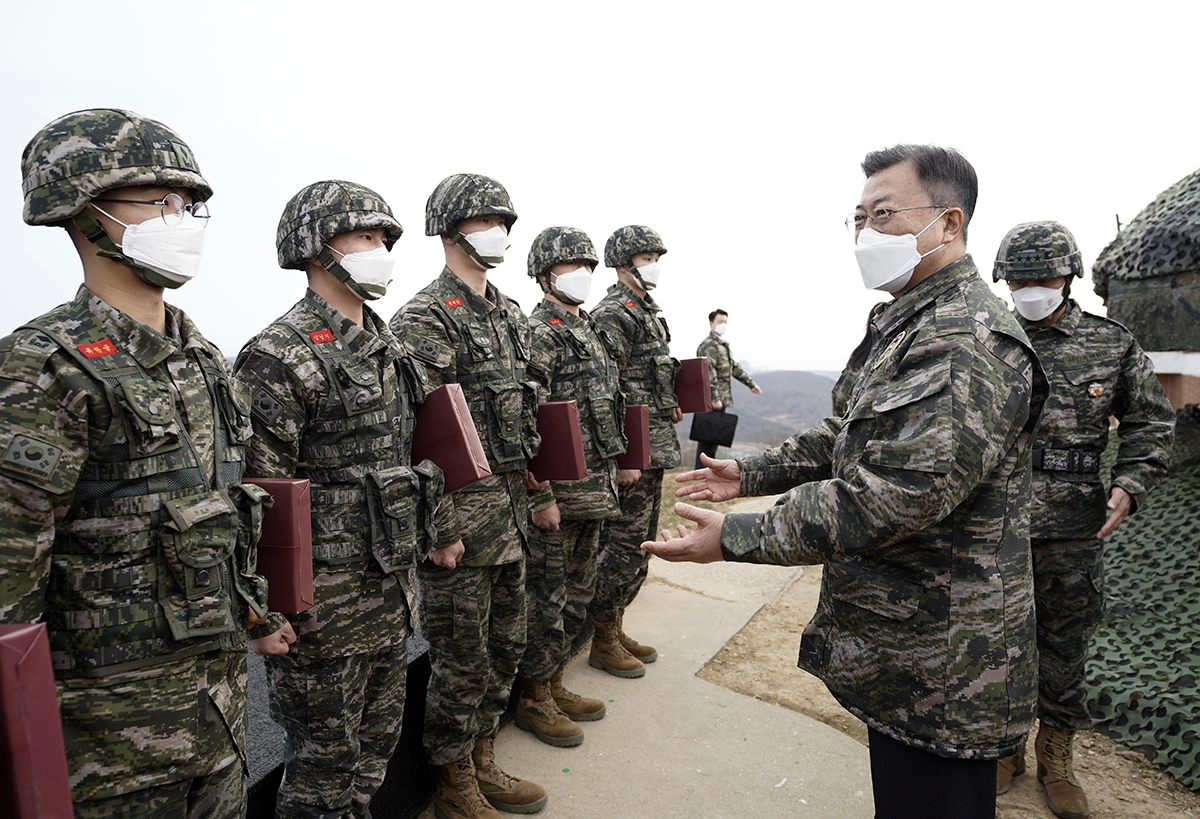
[1088,414,1200,790]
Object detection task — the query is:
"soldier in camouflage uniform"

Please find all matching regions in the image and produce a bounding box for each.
[515,226,623,747]
[693,309,762,467]
[389,174,546,818]
[0,108,290,818]
[235,180,442,819]
[650,146,1044,818]
[588,225,682,678]
[992,221,1175,819]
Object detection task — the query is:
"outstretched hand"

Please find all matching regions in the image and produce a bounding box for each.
[674,453,741,502]
[641,502,726,564]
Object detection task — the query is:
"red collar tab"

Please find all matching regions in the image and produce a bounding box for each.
[309,329,335,344]
[445,297,464,308]
[77,338,118,359]
[548,317,563,325]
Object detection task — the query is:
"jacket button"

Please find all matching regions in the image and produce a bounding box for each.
[196,569,210,586]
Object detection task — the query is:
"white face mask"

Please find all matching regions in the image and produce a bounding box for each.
[552,266,592,305]
[92,205,206,288]
[852,210,947,294]
[713,322,728,336]
[460,225,509,269]
[327,245,395,301]
[1011,284,1064,321]
[633,261,661,290]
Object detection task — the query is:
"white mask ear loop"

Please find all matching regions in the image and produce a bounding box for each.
[914,209,950,259]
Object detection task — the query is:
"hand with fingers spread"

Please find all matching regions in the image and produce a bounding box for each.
[674,453,741,502]
[641,502,726,564]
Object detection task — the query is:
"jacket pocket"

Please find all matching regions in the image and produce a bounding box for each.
[862,360,952,474]
[159,489,238,640]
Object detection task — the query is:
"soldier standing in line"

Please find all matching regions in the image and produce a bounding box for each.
[694,309,762,468]
[515,226,623,747]
[587,225,682,678]
[0,108,292,818]
[235,181,442,819]
[648,145,1045,819]
[992,221,1175,819]
[390,174,546,818]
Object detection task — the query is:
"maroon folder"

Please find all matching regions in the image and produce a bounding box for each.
[617,404,651,470]
[413,383,492,494]
[527,401,587,482]
[244,478,314,614]
[673,357,713,413]
[0,624,75,819]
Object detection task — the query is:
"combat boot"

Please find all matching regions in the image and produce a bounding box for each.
[996,743,1026,794]
[515,678,584,747]
[550,664,606,721]
[588,620,645,678]
[433,756,502,819]
[1036,724,1090,818]
[472,735,548,814]
[616,608,657,663]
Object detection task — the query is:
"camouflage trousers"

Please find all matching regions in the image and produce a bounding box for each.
[520,517,604,680]
[263,642,407,819]
[418,559,527,765]
[589,468,663,623]
[1032,537,1104,730]
[72,756,245,819]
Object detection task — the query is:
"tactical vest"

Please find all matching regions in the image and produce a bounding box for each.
[598,294,679,414]
[533,309,626,460]
[277,315,438,574]
[23,302,267,677]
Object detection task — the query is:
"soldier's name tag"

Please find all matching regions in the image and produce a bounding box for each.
[2,434,63,482]
[309,329,335,344]
[77,338,118,359]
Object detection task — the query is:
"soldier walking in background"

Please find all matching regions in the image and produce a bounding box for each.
[588,225,682,678]
[236,181,441,818]
[992,221,1175,819]
[390,174,546,818]
[516,226,623,746]
[694,309,761,468]
[0,108,289,817]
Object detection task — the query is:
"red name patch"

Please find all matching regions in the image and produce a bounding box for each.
[445,297,464,309]
[625,300,636,308]
[309,329,335,344]
[77,339,117,359]
[548,318,563,325]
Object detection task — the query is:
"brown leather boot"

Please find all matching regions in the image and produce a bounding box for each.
[1036,724,1090,818]
[588,620,645,678]
[996,743,1026,794]
[433,756,502,819]
[550,664,606,721]
[515,678,584,747]
[616,608,657,663]
[472,735,548,814]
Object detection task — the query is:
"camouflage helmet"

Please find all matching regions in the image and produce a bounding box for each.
[21,108,212,226]
[425,173,517,237]
[604,225,667,269]
[276,180,402,270]
[993,221,1084,282]
[527,226,599,281]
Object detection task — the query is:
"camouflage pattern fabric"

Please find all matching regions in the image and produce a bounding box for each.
[1019,299,1174,539]
[424,173,517,237]
[721,255,1043,760]
[830,321,874,418]
[275,181,403,270]
[0,287,259,804]
[697,331,757,408]
[264,642,406,819]
[418,560,527,765]
[602,225,668,269]
[590,468,664,623]
[992,221,1085,282]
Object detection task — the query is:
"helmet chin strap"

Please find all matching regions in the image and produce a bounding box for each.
[452,231,499,270]
[316,247,353,285]
[72,209,176,289]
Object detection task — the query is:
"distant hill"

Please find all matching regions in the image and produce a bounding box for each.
[679,369,837,448]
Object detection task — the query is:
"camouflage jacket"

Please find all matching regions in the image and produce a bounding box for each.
[390,268,534,566]
[721,256,1043,760]
[696,332,757,407]
[525,300,622,520]
[0,286,265,800]
[1019,299,1174,539]
[236,290,440,659]
[591,282,682,469]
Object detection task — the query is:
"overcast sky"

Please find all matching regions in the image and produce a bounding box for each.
[3,2,1197,373]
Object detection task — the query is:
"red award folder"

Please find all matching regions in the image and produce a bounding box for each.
[527,401,587,482]
[617,404,651,469]
[243,478,314,614]
[673,357,713,414]
[0,624,75,819]
[413,383,492,494]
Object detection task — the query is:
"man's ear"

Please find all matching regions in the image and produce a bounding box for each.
[941,207,965,243]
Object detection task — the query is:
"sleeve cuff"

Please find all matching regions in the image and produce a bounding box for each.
[720,511,766,562]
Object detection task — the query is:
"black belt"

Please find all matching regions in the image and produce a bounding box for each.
[1031,447,1100,473]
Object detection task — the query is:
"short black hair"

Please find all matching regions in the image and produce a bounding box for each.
[708,309,728,323]
[861,144,978,243]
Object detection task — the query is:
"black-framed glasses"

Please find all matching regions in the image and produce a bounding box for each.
[845,206,944,235]
[92,193,210,227]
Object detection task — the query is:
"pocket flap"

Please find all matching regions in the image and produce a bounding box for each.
[122,376,177,425]
[830,561,923,621]
[872,360,951,414]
